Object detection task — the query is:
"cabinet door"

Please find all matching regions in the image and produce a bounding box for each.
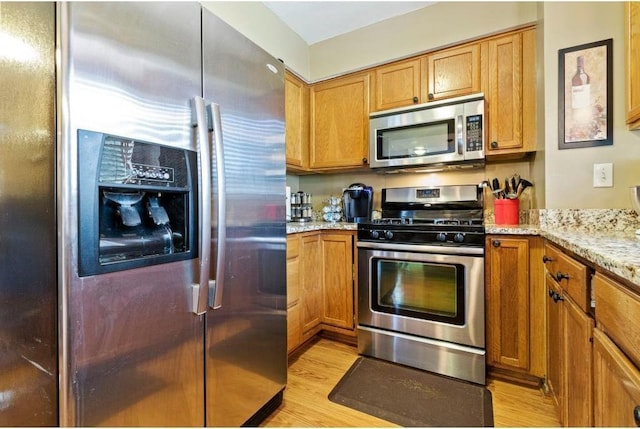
[300,233,322,333]
[626,2,640,129]
[593,328,640,427]
[546,274,564,418]
[321,233,354,330]
[486,32,524,153]
[285,71,309,170]
[486,236,530,371]
[372,58,422,111]
[563,295,594,427]
[424,43,480,102]
[286,235,302,352]
[310,73,370,169]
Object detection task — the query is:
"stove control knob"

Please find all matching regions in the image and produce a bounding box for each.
[370,230,380,239]
[436,232,447,242]
[384,230,394,240]
[454,233,465,243]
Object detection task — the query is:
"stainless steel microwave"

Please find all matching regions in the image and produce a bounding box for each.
[369,93,485,171]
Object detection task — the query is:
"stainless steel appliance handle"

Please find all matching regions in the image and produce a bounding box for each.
[356,240,484,256]
[191,96,212,315]
[207,102,226,310]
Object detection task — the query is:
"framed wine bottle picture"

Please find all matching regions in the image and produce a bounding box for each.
[558,38,613,149]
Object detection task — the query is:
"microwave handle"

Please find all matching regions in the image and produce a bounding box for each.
[457,114,464,155]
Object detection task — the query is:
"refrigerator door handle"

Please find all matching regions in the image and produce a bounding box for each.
[207,102,226,310]
[190,96,212,315]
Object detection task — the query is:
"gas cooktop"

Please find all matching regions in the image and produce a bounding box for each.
[357,185,485,247]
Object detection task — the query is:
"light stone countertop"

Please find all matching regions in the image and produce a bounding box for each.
[287,214,640,288]
[487,222,640,288]
[286,221,358,234]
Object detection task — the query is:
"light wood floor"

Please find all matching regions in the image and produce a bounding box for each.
[261,337,561,427]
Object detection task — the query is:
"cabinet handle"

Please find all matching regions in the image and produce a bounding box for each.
[428,93,434,100]
[490,141,499,149]
[552,292,565,303]
[491,239,501,248]
[412,96,419,103]
[633,405,640,426]
[555,271,570,282]
[542,255,553,263]
[362,157,368,164]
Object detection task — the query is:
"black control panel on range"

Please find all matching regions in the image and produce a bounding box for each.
[77,129,198,276]
[357,223,485,247]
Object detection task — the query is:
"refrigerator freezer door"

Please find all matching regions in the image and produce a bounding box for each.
[202,9,287,427]
[0,3,57,426]
[58,3,205,426]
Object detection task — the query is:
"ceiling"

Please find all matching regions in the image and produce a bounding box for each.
[263,1,436,45]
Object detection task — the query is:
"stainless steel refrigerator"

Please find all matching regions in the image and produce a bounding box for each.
[1,2,286,426]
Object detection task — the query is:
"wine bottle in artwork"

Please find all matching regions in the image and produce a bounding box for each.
[571,55,591,110]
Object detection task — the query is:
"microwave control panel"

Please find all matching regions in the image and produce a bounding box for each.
[465,114,483,151]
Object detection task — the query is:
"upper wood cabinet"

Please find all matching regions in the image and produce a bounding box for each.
[310,72,370,170]
[626,2,640,129]
[484,28,536,157]
[285,71,309,171]
[371,58,422,111]
[425,42,481,102]
[370,43,481,112]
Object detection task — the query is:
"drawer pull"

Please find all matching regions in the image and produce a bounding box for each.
[492,239,501,248]
[634,405,640,427]
[555,271,570,282]
[542,255,553,263]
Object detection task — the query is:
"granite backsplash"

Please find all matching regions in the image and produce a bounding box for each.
[486,208,640,232]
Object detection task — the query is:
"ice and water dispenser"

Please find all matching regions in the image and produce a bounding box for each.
[78,130,198,276]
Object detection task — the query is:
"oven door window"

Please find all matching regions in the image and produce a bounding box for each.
[372,259,465,325]
[376,119,455,160]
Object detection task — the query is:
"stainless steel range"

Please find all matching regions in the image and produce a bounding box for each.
[357,184,486,384]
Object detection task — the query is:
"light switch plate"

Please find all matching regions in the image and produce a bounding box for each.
[593,163,613,187]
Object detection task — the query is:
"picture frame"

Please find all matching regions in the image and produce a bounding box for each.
[558,38,613,149]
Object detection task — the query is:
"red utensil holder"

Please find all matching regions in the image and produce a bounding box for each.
[494,199,519,225]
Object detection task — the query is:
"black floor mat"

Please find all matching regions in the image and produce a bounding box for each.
[329,357,494,427]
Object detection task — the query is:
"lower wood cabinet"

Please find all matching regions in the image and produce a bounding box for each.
[320,232,355,331]
[485,235,545,380]
[543,242,594,427]
[287,231,356,353]
[593,327,640,426]
[593,272,640,426]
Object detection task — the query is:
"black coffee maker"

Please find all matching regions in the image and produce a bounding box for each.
[343,183,373,223]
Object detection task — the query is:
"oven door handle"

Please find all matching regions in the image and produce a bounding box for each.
[356,241,484,256]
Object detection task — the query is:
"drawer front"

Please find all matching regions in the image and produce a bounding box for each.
[287,234,300,259]
[543,243,590,312]
[594,273,640,368]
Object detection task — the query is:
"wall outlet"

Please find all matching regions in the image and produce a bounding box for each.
[593,163,613,187]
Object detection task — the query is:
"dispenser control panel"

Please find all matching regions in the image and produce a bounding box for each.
[131,163,174,183]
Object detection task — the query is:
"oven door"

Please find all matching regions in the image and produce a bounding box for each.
[357,241,484,348]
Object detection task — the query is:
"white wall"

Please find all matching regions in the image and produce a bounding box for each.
[309,1,537,81]
[201,1,310,78]
[543,2,640,209]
